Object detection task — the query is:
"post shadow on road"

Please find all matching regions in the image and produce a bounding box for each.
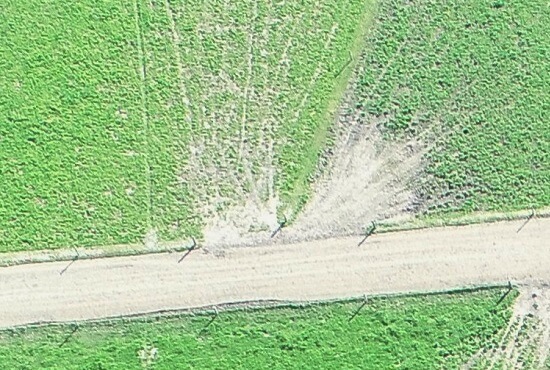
[178,237,197,264]
[348,296,368,322]
[495,281,514,307]
[516,210,535,233]
[59,248,80,275]
[270,216,287,239]
[357,221,377,247]
[58,325,79,347]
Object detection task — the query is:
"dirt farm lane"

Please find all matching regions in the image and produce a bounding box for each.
[1,218,549,328]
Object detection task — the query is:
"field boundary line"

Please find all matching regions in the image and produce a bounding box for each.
[1,283,514,331]
[238,1,257,195]
[164,0,193,124]
[260,9,298,202]
[132,0,154,229]
[0,207,548,267]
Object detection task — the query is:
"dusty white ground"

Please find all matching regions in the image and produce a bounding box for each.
[203,94,426,248]
[0,217,548,329]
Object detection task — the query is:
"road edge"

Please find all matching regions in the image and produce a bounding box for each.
[1,207,548,267]
[0,282,516,331]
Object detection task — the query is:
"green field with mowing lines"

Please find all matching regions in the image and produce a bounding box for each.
[354,0,549,215]
[0,289,516,369]
[465,313,546,370]
[140,0,375,220]
[0,0,373,252]
[0,1,157,251]
[3,0,547,253]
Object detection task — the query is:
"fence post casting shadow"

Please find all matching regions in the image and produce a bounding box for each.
[58,325,79,347]
[517,210,535,233]
[349,296,368,322]
[270,216,287,239]
[59,248,80,275]
[495,281,514,307]
[199,307,219,335]
[358,221,377,247]
[178,237,197,263]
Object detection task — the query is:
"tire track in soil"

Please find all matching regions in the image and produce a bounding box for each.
[132,0,154,237]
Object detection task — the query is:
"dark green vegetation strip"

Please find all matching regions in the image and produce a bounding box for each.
[0,288,516,369]
[355,0,549,214]
[272,0,377,214]
[0,0,374,252]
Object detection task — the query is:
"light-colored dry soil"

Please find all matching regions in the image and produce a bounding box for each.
[0,217,548,329]
[203,109,425,248]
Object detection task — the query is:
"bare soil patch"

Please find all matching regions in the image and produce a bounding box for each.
[203,103,425,248]
[288,120,423,241]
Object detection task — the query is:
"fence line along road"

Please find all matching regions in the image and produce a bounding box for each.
[0,218,549,328]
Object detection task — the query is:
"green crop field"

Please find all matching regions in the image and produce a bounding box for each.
[1,0,548,254]
[0,0,374,252]
[0,1,154,251]
[353,0,549,215]
[0,289,516,369]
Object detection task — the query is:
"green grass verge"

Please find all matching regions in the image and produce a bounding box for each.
[0,288,517,369]
[376,206,550,234]
[354,0,549,214]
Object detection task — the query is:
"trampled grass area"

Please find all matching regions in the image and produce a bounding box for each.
[3,0,546,253]
[354,0,549,215]
[0,288,516,369]
[0,0,374,252]
[138,0,376,218]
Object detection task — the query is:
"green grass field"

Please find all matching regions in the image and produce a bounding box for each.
[0,1,154,251]
[0,288,516,369]
[462,311,548,369]
[0,0,373,252]
[1,0,548,251]
[354,0,549,215]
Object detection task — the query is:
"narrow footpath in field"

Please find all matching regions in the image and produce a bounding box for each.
[0,218,549,329]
